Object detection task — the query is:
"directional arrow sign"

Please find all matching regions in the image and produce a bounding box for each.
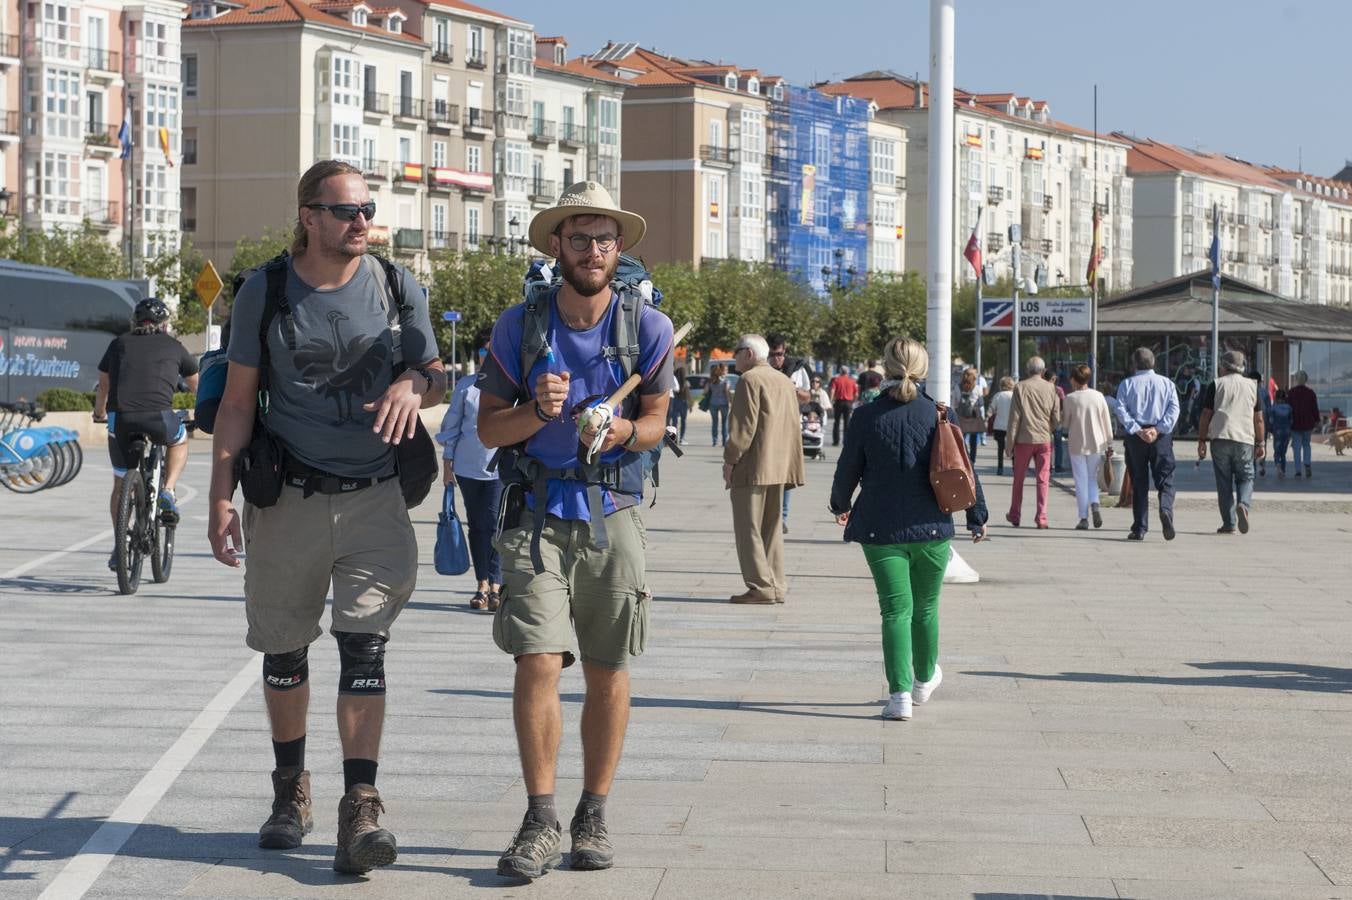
[195,260,224,311]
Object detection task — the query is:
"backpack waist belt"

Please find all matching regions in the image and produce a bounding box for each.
[525,464,623,574]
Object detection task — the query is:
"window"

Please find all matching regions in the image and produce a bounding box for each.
[432,140,446,168]
[506,28,533,76]
[433,18,449,57]
[705,228,722,258]
[747,77,759,95]
[432,203,446,240]
[599,97,620,148]
[813,126,831,177]
[183,126,197,164]
[740,173,761,220]
[873,196,896,229]
[182,53,198,98]
[466,144,481,173]
[871,138,895,186]
[467,25,484,64]
[504,81,527,117]
[706,175,721,219]
[738,108,762,165]
[142,82,179,153]
[40,67,81,139]
[872,239,896,272]
[397,136,411,164]
[361,134,377,168]
[708,119,722,149]
[332,55,359,108]
[386,13,401,34]
[85,89,101,134]
[351,7,366,26]
[332,123,360,162]
[724,72,736,90]
[140,162,171,226]
[181,186,197,230]
[466,206,480,247]
[40,151,79,215]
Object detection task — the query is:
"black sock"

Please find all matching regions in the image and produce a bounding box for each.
[526,793,557,826]
[576,789,607,824]
[272,736,306,770]
[343,758,378,792]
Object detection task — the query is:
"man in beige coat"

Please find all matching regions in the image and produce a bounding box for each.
[723,333,806,604]
[1005,356,1061,528]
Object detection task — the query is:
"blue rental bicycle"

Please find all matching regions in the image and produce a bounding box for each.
[0,401,83,492]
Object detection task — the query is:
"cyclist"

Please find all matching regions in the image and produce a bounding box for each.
[93,298,199,568]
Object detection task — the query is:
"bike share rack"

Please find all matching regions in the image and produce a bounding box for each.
[0,401,85,492]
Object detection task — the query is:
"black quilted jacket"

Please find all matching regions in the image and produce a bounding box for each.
[829,391,988,545]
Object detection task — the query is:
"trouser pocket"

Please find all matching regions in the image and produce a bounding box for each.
[628,589,652,657]
[491,586,515,654]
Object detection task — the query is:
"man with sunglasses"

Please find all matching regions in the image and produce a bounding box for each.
[478,182,674,881]
[207,160,444,876]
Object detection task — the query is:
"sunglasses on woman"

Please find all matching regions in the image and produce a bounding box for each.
[305,201,377,222]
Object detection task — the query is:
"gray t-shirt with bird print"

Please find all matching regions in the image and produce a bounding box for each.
[228,255,438,478]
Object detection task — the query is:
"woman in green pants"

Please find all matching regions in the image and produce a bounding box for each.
[829,338,988,720]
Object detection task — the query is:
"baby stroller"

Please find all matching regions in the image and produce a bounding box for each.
[801,401,826,461]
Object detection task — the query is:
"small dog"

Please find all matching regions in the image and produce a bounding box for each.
[1328,428,1352,456]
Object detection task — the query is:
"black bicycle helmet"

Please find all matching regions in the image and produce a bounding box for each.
[133,298,170,324]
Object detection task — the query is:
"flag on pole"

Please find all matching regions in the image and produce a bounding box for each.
[158,127,174,167]
[117,117,132,159]
[1209,203,1221,290]
[962,206,983,278]
[1086,204,1104,287]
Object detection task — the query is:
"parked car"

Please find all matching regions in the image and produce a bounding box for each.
[685,372,709,401]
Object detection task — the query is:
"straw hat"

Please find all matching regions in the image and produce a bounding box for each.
[528,180,646,256]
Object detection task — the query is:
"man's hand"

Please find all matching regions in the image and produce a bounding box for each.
[208,499,244,567]
[443,459,456,486]
[835,511,850,526]
[1254,443,1266,461]
[91,411,107,424]
[534,371,571,418]
[1197,440,1208,461]
[581,414,629,455]
[363,373,422,444]
[722,462,734,490]
[1138,426,1159,445]
[971,524,988,543]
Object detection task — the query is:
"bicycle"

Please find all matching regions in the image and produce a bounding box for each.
[111,415,191,594]
[0,401,83,492]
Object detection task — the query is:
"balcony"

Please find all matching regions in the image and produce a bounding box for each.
[0,33,18,66]
[427,101,459,128]
[393,227,423,251]
[361,158,389,182]
[1042,194,1054,211]
[463,107,492,134]
[364,92,390,117]
[558,122,586,147]
[431,45,452,64]
[496,111,529,134]
[428,231,458,252]
[391,162,424,187]
[528,179,557,203]
[1039,238,1053,254]
[84,201,119,229]
[127,54,179,79]
[986,232,1003,252]
[1,110,19,140]
[85,47,119,81]
[393,96,423,121]
[84,123,120,155]
[1094,201,1110,216]
[896,175,907,192]
[495,173,529,195]
[181,215,196,232]
[1237,213,1250,226]
[700,144,735,167]
[529,119,556,144]
[987,185,1004,205]
[465,49,486,69]
[24,35,82,64]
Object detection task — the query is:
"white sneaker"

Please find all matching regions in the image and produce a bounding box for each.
[882,692,913,720]
[913,665,942,703]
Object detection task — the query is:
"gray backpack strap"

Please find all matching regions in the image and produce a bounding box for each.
[605,286,643,383]
[366,254,406,369]
[518,285,552,400]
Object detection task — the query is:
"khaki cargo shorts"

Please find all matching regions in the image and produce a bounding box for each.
[242,478,417,653]
[492,506,651,670]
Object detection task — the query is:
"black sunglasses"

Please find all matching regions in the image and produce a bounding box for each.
[306,201,376,222]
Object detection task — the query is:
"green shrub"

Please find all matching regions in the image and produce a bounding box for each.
[36,388,94,411]
[172,392,196,410]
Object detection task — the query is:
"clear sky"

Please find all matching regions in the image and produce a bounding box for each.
[505,0,1351,178]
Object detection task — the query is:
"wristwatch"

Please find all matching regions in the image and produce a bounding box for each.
[410,365,434,392]
[623,420,640,449]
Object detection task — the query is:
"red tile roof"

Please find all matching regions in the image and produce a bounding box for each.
[185,0,427,41]
[410,0,523,23]
[536,57,630,85]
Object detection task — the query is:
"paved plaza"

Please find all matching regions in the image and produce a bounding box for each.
[2,421,1351,899]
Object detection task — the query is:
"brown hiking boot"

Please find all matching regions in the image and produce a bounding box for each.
[333,784,397,874]
[257,767,313,849]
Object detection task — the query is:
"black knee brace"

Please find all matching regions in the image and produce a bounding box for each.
[336,631,387,695]
[262,646,309,691]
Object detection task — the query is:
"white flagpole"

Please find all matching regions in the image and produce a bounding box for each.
[973,205,984,385]
[1211,203,1220,380]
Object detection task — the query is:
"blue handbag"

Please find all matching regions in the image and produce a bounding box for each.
[434,483,471,576]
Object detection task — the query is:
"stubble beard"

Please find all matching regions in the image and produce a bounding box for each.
[318,228,367,261]
[561,254,616,298]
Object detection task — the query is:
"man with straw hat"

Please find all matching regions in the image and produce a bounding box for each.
[478,181,675,880]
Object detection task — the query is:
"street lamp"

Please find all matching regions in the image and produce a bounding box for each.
[0,188,10,218]
[507,215,520,255]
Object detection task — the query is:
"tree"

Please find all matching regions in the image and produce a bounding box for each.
[0,219,128,279]
[143,235,208,334]
[226,227,292,300]
[427,250,528,366]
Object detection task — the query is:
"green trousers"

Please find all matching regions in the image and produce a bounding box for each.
[861,539,949,694]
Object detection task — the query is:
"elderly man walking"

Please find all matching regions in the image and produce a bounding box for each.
[1198,350,1266,534]
[1114,347,1181,541]
[724,334,806,604]
[1004,356,1061,529]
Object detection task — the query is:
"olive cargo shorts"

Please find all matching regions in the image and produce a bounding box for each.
[242,478,417,653]
[493,507,651,669]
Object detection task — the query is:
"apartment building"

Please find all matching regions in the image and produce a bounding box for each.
[866,116,906,276]
[3,0,186,272]
[532,37,624,202]
[1123,135,1352,306]
[821,72,1134,293]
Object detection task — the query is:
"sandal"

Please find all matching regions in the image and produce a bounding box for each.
[470,591,488,611]
[486,590,501,612]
